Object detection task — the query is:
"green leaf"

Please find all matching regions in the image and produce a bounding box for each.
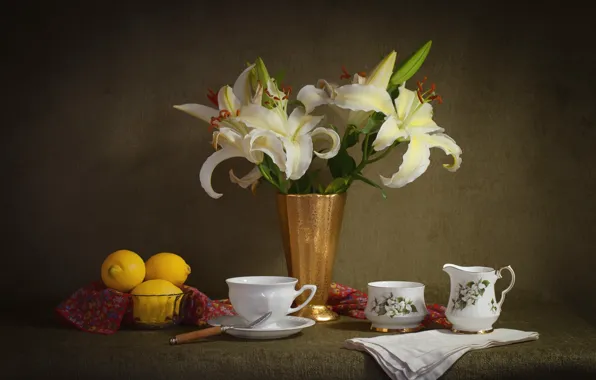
[397,297,404,302]
[481,280,490,287]
[411,304,418,313]
[343,125,360,148]
[353,173,386,199]
[262,154,287,193]
[327,148,356,179]
[289,175,310,194]
[287,99,305,108]
[390,40,432,86]
[361,115,383,134]
[479,289,485,296]
[466,281,474,287]
[324,177,349,194]
[361,132,377,156]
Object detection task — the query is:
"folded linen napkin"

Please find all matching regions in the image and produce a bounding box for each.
[345,328,539,380]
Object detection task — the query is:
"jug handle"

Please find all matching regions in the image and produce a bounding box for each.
[496,266,516,308]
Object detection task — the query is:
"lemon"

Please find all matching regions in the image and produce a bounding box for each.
[131,279,184,325]
[101,249,146,292]
[144,252,191,287]
[131,279,183,296]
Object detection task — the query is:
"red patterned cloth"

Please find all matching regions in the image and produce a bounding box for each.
[55,281,451,334]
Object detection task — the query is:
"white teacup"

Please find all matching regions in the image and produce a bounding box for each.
[364,281,428,332]
[226,276,317,326]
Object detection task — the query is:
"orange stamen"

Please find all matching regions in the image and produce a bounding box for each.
[207,88,218,107]
[340,66,351,80]
[282,85,292,96]
[416,90,424,104]
[219,110,231,119]
[209,116,220,131]
[357,71,367,77]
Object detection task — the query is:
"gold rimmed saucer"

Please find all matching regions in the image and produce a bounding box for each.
[451,328,494,334]
[371,325,422,334]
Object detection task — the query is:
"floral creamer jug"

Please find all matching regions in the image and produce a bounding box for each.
[443,264,516,334]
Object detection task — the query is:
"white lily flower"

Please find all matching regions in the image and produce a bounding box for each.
[332,78,462,188]
[173,64,256,134]
[199,127,285,199]
[237,79,341,180]
[173,65,285,198]
[296,51,397,129]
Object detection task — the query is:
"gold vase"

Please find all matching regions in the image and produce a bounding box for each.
[276,193,347,322]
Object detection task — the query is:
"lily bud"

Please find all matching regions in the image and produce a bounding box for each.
[255,57,271,88]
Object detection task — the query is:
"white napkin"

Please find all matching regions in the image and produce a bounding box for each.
[344,328,539,380]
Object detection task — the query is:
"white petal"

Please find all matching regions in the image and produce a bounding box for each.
[173,104,219,124]
[251,82,263,105]
[334,84,395,115]
[229,166,262,189]
[407,102,443,134]
[380,132,462,188]
[296,85,329,114]
[282,134,313,180]
[380,134,431,188]
[310,127,340,159]
[287,107,324,137]
[199,147,245,199]
[266,78,283,98]
[418,132,462,172]
[233,64,255,105]
[366,51,396,89]
[217,85,241,114]
[215,127,244,150]
[317,79,338,98]
[395,85,418,121]
[248,130,287,171]
[237,104,286,135]
[352,74,367,85]
[347,110,373,129]
[241,135,264,163]
[372,115,408,151]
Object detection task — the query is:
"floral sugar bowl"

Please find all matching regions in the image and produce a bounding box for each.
[443,263,516,334]
[364,281,428,333]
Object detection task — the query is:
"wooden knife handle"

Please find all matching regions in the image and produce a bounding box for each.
[169,326,223,345]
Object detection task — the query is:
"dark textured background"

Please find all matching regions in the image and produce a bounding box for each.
[5,1,595,318]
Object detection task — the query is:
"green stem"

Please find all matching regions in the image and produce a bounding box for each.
[354,134,371,173]
[365,143,397,165]
[258,164,285,193]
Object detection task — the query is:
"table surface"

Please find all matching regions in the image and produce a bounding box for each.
[3,304,596,380]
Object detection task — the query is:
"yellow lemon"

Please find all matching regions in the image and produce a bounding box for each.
[131,279,184,325]
[144,252,191,287]
[101,249,145,292]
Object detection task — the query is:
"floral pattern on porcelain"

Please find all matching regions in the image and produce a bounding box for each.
[451,279,490,311]
[370,294,418,317]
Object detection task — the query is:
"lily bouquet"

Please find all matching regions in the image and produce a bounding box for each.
[174,41,462,199]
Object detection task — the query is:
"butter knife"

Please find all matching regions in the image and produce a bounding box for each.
[169,311,272,345]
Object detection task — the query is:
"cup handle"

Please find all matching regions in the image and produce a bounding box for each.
[287,284,317,314]
[496,265,516,308]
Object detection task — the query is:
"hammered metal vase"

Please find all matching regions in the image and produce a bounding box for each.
[276,193,347,322]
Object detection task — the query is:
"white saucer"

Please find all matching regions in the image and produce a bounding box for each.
[207,315,315,340]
